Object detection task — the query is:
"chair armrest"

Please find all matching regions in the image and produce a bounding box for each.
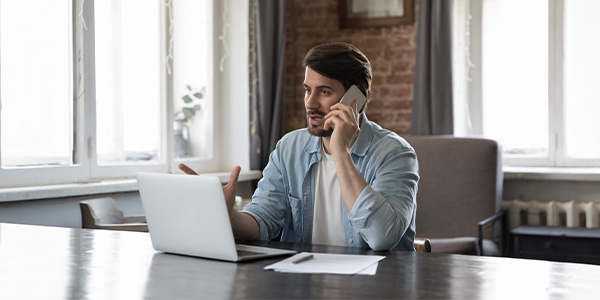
[477,211,507,256]
[122,215,147,223]
[93,223,149,232]
[414,237,431,252]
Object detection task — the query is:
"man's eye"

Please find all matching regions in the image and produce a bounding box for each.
[321,90,330,95]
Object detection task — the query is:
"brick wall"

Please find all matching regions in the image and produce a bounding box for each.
[284,0,418,134]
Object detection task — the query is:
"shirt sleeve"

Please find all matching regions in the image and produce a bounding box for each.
[241,142,290,241]
[347,146,419,251]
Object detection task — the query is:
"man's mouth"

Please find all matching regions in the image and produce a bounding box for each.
[307,110,326,126]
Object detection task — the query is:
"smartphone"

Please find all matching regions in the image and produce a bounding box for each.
[339,85,367,113]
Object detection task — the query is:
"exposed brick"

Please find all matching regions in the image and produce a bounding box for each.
[387,74,414,85]
[284,0,418,133]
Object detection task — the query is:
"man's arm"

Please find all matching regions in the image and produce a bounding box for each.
[323,100,366,212]
[323,103,418,251]
[347,149,418,251]
[179,164,259,240]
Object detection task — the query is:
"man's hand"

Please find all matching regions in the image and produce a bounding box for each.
[222,166,241,212]
[178,163,199,175]
[324,100,360,154]
[178,164,241,213]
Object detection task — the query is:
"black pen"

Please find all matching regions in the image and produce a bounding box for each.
[292,254,314,264]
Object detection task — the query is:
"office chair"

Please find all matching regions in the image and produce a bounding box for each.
[403,135,506,256]
[414,237,432,252]
[80,197,148,232]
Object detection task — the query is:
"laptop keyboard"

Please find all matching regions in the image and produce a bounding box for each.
[237,249,266,257]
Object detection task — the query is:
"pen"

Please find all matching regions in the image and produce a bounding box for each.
[292,254,314,264]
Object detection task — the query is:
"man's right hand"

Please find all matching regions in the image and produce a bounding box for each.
[178,163,257,240]
[178,163,199,175]
[179,163,241,213]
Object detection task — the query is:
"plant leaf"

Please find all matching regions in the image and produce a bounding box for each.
[186,85,192,91]
[193,104,201,111]
[193,92,204,99]
[183,107,195,120]
[174,111,184,120]
[182,95,193,104]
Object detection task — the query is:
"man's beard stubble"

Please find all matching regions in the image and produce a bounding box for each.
[306,109,333,137]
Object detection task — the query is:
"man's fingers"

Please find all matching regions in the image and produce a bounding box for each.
[178,163,198,175]
[226,166,242,187]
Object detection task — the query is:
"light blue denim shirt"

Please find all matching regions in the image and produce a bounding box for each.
[242,115,419,251]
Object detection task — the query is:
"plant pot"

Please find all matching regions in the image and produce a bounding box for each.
[173,120,190,158]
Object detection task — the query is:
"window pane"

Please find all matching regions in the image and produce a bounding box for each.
[564,0,600,159]
[481,0,548,157]
[172,0,213,159]
[1,0,73,167]
[95,0,161,165]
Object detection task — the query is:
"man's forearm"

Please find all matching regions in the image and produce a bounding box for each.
[333,150,367,213]
[229,211,260,241]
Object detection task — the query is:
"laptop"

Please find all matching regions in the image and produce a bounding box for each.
[136,172,296,262]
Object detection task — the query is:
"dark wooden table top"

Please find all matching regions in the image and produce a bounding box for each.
[1,222,600,299]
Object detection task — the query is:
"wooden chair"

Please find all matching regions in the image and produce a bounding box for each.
[80,197,148,232]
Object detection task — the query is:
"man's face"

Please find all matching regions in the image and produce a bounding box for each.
[303,67,346,137]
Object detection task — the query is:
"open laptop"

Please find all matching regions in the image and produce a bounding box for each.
[136,172,296,262]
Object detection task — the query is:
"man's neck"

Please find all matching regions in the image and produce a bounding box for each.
[322,137,332,155]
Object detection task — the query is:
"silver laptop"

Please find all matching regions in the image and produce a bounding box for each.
[136,172,296,262]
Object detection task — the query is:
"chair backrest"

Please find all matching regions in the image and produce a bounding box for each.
[403,135,503,239]
[80,197,124,227]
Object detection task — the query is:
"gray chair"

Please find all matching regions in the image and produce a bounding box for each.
[414,237,432,252]
[403,135,505,256]
[80,197,148,232]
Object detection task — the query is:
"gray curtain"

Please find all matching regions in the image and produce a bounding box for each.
[411,0,454,135]
[249,0,286,171]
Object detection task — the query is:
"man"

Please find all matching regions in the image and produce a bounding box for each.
[180,42,418,251]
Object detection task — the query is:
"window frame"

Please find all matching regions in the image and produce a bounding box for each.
[84,0,170,179]
[0,0,246,189]
[457,0,600,168]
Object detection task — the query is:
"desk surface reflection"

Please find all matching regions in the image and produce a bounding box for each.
[1,223,600,299]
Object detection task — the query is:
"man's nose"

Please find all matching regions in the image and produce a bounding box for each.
[305,93,318,108]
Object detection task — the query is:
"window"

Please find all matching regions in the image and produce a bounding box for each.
[1,0,74,168]
[94,0,163,166]
[0,0,225,188]
[454,0,600,167]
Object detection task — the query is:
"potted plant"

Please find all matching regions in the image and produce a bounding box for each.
[174,85,205,158]
[175,85,205,122]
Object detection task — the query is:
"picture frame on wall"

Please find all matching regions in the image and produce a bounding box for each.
[339,0,414,28]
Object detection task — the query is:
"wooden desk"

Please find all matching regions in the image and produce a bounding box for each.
[1,223,600,299]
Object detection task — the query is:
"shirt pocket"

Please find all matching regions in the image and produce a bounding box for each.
[287,195,304,238]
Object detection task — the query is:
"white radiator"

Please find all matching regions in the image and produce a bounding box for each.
[501,199,600,230]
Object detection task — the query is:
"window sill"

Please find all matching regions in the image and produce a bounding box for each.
[504,166,600,182]
[0,170,262,203]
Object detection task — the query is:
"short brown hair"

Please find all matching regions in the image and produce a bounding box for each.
[302,42,372,103]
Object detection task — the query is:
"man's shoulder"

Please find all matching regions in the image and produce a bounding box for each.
[364,120,414,152]
[280,127,310,143]
[276,128,317,151]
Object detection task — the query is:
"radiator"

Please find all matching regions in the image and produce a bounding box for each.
[501,199,600,230]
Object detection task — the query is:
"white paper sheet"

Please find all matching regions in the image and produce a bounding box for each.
[264,252,385,275]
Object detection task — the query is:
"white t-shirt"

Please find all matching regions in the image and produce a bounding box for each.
[311,144,346,246]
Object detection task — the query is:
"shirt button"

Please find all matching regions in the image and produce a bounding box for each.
[349,239,353,244]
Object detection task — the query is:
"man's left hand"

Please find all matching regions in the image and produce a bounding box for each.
[324,100,360,154]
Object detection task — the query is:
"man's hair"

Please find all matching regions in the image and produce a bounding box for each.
[302,42,372,103]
